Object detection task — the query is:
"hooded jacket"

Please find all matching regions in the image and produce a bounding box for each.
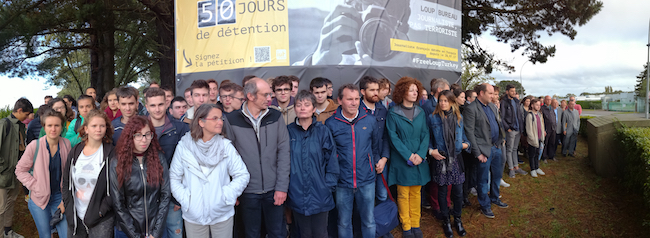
[525,111,546,148]
[111,116,126,146]
[110,152,170,238]
[223,102,291,194]
[0,115,27,189]
[170,134,250,225]
[16,137,71,209]
[385,104,430,186]
[315,99,338,123]
[62,142,116,235]
[270,97,297,126]
[64,116,84,146]
[325,107,380,188]
[287,117,339,216]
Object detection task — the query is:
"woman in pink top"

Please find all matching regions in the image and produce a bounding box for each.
[16,109,71,238]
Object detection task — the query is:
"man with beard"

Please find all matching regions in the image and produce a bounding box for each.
[359,76,390,202]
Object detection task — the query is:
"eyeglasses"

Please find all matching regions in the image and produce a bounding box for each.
[134,132,153,141]
[221,95,244,101]
[274,88,291,94]
[52,106,66,112]
[202,116,225,121]
[258,92,273,98]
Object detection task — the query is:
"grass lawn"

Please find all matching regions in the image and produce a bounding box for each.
[10,136,648,237]
[390,136,648,237]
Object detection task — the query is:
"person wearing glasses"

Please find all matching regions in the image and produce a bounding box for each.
[110,116,170,238]
[269,75,297,125]
[218,82,245,114]
[223,78,291,238]
[144,88,190,238]
[170,104,250,237]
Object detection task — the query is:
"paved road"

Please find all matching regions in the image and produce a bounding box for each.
[581,109,648,119]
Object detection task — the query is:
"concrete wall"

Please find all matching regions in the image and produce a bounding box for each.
[587,114,650,177]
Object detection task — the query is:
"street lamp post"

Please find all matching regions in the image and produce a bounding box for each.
[646,18,650,119]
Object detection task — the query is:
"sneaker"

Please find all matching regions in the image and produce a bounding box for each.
[481,207,495,218]
[531,170,538,178]
[536,168,546,176]
[515,168,528,175]
[543,159,548,164]
[492,200,509,208]
[508,169,515,178]
[4,230,25,238]
[518,160,525,164]
[470,187,477,196]
[500,179,510,187]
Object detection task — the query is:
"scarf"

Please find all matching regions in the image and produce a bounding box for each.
[186,134,226,168]
[441,109,457,174]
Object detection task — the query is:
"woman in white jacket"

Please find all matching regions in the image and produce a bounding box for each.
[170,104,250,238]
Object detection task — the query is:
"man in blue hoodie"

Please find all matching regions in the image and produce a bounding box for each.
[144,87,189,238]
[325,84,381,238]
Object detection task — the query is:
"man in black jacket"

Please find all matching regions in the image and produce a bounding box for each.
[540,96,557,161]
[499,85,527,178]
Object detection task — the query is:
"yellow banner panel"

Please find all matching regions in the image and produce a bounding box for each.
[176,0,290,74]
[390,38,458,62]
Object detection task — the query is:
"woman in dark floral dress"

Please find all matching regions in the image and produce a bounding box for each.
[427,90,470,238]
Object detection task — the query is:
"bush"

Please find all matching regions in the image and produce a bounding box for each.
[0,105,11,119]
[576,100,602,110]
[616,128,650,219]
[578,116,595,137]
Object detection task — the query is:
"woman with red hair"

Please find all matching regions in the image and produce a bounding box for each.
[110,116,170,238]
[386,76,431,238]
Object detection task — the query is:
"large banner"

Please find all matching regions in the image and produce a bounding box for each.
[175,0,462,92]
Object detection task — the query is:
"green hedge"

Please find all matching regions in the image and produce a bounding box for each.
[0,106,11,119]
[0,106,38,119]
[616,128,650,219]
[576,100,602,110]
[578,116,595,137]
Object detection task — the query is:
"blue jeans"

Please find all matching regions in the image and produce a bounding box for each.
[166,203,183,238]
[375,172,387,202]
[239,191,287,238]
[476,146,503,209]
[336,183,375,238]
[114,227,168,238]
[28,191,67,238]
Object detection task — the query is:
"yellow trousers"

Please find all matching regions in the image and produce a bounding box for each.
[396,185,421,231]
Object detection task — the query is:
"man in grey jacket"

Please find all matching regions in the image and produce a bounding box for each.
[463,83,509,219]
[223,78,291,238]
[553,100,564,158]
[561,100,580,157]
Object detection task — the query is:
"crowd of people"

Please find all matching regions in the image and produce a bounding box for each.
[0,76,584,238]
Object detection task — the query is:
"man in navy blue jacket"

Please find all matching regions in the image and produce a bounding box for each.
[325,84,381,238]
[144,87,190,238]
[359,76,390,202]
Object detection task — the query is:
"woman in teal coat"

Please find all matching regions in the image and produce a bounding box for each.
[386,76,430,238]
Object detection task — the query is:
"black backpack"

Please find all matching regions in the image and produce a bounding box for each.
[2,118,12,139]
[521,111,534,137]
[73,116,82,134]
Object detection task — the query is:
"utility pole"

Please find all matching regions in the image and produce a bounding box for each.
[646,18,650,119]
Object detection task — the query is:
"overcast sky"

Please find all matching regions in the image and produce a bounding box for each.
[1,0,649,107]
[483,0,650,97]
